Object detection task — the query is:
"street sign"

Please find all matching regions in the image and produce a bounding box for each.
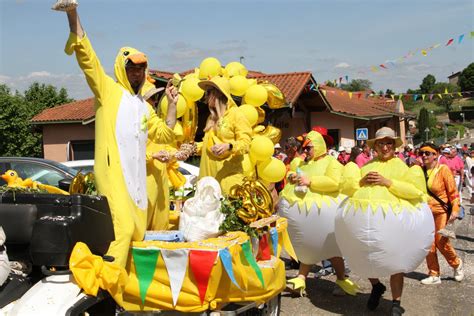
[356,128,368,140]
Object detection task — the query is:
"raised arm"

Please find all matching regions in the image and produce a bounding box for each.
[66,8,84,39]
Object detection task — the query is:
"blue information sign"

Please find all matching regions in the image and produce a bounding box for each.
[356,128,368,140]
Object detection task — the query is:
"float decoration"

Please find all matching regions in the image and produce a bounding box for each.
[1,170,69,195]
[189,250,218,304]
[132,248,160,304]
[161,249,189,307]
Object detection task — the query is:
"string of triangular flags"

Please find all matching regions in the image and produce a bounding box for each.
[131,227,296,306]
[329,30,473,85]
[307,83,474,102]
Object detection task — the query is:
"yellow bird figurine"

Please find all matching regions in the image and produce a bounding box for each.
[1,170,69,195]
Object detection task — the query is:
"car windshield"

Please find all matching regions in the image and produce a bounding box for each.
[46,160,80,176]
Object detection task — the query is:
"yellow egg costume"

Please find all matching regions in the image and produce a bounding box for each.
[335,159,435,278]
[197,78,252,194]
[65,33,174,268]
[278,131,344,264]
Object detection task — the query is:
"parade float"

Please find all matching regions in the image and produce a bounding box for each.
[0,49,294,314]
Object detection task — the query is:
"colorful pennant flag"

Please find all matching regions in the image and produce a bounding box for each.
[345,75,349,82]
[269,227,278,256]
[161,249,189,306]
[421,49,427,56]
[132,248,160,304]
[458,34,465,44]
[446,38,454,46]
[219,248,241,290]
[370,66,379,72]
[444,87,449,94]
[189,250,218,304]
[357,93,362,99]
[321,89,327,97]
[437,93,443,99]
[470,31,474,38]
[379,64,388,69]
[413,94,418,101]
[257,234,271,261]
[349,92,353,99]
[241,241,264,288]
[281,230,297,261]
[422,94,426,101]
[429,94,434,101]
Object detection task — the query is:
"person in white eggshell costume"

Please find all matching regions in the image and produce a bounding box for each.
[278,131,359,297]
[335,127,434,316]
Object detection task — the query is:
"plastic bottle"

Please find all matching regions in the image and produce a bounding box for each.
[294,167,308,193]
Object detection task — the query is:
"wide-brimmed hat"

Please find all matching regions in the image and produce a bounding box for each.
[198,76,236,107]
[311,126,334,147]
[367,127,403,149]
[143,87,164,101]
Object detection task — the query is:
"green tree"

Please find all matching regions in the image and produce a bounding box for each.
[340,79,372,92]
[419,74,436,94]
[0,83,73,157]
[325,80,336,87]
[417,107,430,141]
[385,89,395,96]
[458,62,474,92]
[432,82,459,112]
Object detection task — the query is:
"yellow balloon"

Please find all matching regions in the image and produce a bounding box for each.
[229,75,249,96]
[257,157,286,183]
[242,154,256,178]
[199,57,222,79]
[181,77,204,102]
[249,136,274,162]
[243,84,268,107]
[225,62,248,77]
[159,95,187,118]
[239,104,258,127]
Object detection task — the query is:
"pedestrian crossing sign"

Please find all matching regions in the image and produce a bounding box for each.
[356,128,368,140]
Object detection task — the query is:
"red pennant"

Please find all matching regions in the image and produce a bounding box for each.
[446,38,454,46]
[189,250,217,304]
[257,234,271,261]
[379,64,388,69]
[357,93,362,99]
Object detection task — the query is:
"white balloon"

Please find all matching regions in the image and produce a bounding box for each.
[278,199,342,264]
[335,203,434,278]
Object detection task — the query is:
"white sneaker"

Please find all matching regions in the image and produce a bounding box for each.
[454,259,464,282]
[421,276,441,285]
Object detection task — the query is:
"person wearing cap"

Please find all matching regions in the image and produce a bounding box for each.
[196,76,252,194]
[337,146,350,165]
[61,7,178,268]
[278,131,359,298]
[417,143,464,285]
[335,127,434,316]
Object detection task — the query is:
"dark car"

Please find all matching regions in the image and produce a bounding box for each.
[0,157,77,188]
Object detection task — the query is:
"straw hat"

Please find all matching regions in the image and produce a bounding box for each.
[367,127,403,149]
[142,87,164,101]
[198,76,236,107]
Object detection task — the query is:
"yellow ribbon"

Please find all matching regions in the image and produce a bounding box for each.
[69,242,128,306]
[167,161,186,189]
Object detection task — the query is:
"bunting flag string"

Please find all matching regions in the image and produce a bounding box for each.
[330,30,472,86]
[241,241,265,288]
[257,234,271,261]
[318,87,474,103]
[269,227,279,257]
[219,248,242,290]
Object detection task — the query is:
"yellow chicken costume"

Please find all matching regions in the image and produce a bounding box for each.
[65,33,174,268]
[335,156,435,277]
[278,131,345,264]
[196,77,252,194]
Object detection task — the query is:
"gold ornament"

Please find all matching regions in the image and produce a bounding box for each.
[229,178,274,223]
[259,126,282,145]
[69,172,85,194]
[260,82,286,109]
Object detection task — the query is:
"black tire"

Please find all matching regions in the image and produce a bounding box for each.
[242,293,281,316]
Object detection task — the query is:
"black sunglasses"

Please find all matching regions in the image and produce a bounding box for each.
[419,151,435,156]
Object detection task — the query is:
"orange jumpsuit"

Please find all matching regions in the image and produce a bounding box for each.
[425,164,461,276]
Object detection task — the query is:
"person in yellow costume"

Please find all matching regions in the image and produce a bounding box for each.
[62,8,178,268]
[278,131,359,297]
[196,77,252,194]
[142,85,188,231]
[335,127,434,316]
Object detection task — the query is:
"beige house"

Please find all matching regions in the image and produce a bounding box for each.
[32,70,412,162]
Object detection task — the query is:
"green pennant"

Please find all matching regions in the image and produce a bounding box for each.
[132,248,160,304]
[241,241,264,288]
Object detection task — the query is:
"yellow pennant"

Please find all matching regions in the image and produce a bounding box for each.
[444,88,448,94]
[437,93,443,99]
[349,92,353,99]
[422,94,426,101]
[281,230,298,262]
[458,92,463,97]
[390,94,395,101]
[370,66,378,72]
[321,90,327,97]
[421,49,427,56]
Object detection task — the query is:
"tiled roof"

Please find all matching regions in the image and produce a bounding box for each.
[319,85,404,119]
[31,98,95,123]
[149,69,313,106]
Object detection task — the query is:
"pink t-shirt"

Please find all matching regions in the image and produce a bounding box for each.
[355,152,372,167]
[439,155,464,176]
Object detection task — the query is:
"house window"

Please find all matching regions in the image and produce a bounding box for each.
[70,140,94,160]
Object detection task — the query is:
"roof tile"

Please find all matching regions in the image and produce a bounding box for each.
[31,98,95,123]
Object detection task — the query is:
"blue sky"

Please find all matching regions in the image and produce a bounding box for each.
[0,0,472,99]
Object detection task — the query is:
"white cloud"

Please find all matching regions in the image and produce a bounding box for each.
[26,71,53,79]
[335,62,350,69]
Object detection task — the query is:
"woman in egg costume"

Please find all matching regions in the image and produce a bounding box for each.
[278,131,359,297]
[335,127,434,315]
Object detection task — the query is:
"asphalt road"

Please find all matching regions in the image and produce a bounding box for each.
[280,196,473,316]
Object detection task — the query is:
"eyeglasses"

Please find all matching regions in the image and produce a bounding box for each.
[419,151,435,156]
[375,141,394,148]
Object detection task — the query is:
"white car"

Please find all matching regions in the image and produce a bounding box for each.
[61,159,199,195]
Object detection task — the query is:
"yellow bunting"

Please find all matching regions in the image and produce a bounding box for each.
[437,94,443,99]
[444,88,448,94]
[321,90,327,97]
[422,94,426,101]
[421,50,427,56]
[390,95,394,101]
[349,92,353,99]
[370,66,379,72]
